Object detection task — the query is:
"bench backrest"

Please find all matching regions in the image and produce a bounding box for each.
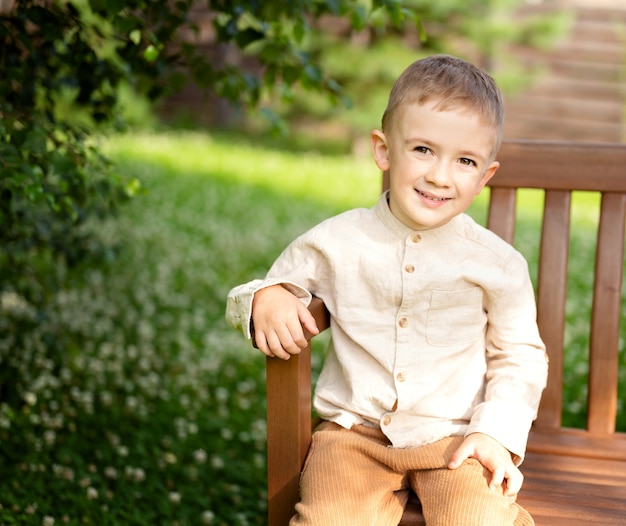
[486,140,626,440]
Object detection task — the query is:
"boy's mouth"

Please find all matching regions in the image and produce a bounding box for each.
[417,189,450,202]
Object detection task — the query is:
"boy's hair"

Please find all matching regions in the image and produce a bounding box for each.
[381,54,504,155]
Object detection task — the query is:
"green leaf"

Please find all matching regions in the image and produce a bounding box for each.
[129,29,142,45]
[22,128,47,155]
[350,4,369,31]
[143,45,160,63]
[124,178,142,197]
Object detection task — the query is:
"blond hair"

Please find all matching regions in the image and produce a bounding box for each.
[381,55,504,154]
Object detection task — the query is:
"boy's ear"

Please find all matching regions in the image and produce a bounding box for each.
[371,130,390,171]
[476,161,499,194]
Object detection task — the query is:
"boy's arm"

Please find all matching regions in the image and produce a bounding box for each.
[465,253,548,463]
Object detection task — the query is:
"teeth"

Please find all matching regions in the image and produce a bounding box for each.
[418,190,448,201]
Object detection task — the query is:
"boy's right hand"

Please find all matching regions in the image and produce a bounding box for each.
[252,285,319,360]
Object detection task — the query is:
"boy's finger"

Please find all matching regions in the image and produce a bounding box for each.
[447,443,471,469]
[489,466,505,490]
[297,304,320,339]
[503,468,523,496]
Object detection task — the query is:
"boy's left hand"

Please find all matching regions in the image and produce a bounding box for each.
[447,432,523,496]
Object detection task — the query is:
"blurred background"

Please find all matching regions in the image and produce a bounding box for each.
[1,1,625,525]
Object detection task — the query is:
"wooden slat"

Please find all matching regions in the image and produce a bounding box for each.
[527,428,626,461]
[266,352,312,526]
[266,297,329,526]
[587,192,626,434]
[495,140,626,192]
[534,190,571,429]
[520,450,626,525]
[486,187,517,244]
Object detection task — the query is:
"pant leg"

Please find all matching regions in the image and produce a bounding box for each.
[407,437,534,526]
[290,422,408,526]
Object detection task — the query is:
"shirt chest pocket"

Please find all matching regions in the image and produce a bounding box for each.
[426,287,486,347]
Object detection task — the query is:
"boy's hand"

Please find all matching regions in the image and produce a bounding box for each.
[447,432,523,496]
[252,285,319,360]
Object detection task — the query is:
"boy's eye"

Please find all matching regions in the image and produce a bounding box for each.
[459,157,476,167]
[414,146,431,154]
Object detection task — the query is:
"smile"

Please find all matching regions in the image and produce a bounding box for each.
[417,189,450,202]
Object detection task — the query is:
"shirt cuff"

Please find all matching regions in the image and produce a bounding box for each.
[465,400,535,464]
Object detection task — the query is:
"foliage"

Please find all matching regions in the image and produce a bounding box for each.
[0,0,421,419]
[274,0,572,136]
[0,131,376,525]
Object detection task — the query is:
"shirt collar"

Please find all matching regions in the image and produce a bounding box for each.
[375,190,464,240]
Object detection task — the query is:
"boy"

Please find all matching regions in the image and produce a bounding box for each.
[226,54,548,525]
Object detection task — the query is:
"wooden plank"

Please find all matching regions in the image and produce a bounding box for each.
[520,451,626,525]
[534,190,571,429]
[486,187,516,244]
[587,192,626,434]
[495,140,626,192]
[266,296,328,526]
[527,428,626,461]
[266,351,312,526]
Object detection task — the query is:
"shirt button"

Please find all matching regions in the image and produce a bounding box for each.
[411,233,422,243]
[397,372,406,382]
[404,264,415,273]
[398,317,408,328]
[383,415,392,426]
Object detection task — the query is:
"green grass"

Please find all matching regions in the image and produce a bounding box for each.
[0,130,623,525]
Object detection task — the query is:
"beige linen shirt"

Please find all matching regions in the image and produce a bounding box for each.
[227,192,548,462]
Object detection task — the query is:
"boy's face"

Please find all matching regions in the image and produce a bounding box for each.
[371,100,499,231]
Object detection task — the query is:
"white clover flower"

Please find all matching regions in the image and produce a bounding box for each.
[234,512,249,526]
[132,467,146,483]
[104,467,118,479]
[193,449,207,464]
[44,430,56,446]
[164,452,177,464]
[237,398,251,410]
[61,468,75,482]
[253,453,265,469]
[215,387,229,403]
[201,510,215,524]
[168,491,181,504]
[24,392,37,406]
[100,391,113,406]
[42,516,55,526]
[86,487,98,500]
[210,455,225,470]
[125,396,138,411]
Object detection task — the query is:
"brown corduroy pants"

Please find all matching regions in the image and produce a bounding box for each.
[290,421,534,526]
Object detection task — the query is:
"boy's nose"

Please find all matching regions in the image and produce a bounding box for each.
[426,161,451,187]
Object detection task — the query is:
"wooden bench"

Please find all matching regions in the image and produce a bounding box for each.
[263,139,626,525]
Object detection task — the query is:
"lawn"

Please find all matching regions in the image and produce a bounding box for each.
[0,130,623,525]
